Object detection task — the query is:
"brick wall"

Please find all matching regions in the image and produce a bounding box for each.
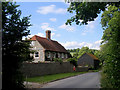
[20,62,88,77]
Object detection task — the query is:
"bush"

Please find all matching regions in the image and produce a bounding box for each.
[53,58,63,64]
[67,58,78,67]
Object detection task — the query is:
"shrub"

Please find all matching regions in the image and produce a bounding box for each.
[53,58,63,64]
[67,58,78,67]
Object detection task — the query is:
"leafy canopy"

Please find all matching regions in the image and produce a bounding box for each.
[65,2,120,25]
[100,5,120,88]
[2,2,32,89]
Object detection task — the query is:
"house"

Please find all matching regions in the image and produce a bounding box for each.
[30,30,71,62]
[77,53,100,69]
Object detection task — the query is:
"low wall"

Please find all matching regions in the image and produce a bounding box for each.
[20,62,88,77]
[76,67,88,72]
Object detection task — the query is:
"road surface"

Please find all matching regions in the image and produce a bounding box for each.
[42,72,100,88]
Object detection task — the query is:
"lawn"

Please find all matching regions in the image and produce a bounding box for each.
[26,72,87,84]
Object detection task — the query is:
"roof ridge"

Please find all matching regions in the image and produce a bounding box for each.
[86,53,99,60]
[30,35,68,53]
[35,35,57,42]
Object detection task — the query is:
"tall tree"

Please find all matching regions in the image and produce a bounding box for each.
[100,5,120,88]
[2,2,32,89]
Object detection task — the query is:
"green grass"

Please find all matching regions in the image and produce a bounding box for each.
[26,72,87,84]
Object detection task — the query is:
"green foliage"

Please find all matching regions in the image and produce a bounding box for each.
[77,47,97,59]
[2,2,32,89]
[67,48,80,52]
[67,48,80,58]
[100,5,120,88]
[68,47,99,60]
[67,58,78,67]
[72,52,79,59]
[65,2,120,26]
[94,49,105,66]
[53,58,63,64]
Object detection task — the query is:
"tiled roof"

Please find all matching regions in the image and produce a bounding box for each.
[86,53,99,60]
[30,35,68,53]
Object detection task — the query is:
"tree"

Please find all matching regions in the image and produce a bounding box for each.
[2,2,32,89]
[77,47,93,59]
[94,48,104,66]
[73,52,79,59]
[100,5,120,88]
[67,58,78,67]
[65,2,119,26]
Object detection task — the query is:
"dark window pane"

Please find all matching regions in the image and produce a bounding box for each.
[35,52,39,57]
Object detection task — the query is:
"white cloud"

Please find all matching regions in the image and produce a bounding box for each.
[78,19,83,22]
[56,34,61,37]
[30,24,41,30]
[51,33,55,37]
[36,5,66,14]
[28,33,45,38]
[36,33,45,37]
[95,40,102,44]
[81,18,98,35]
[27,35,34,38]
[81,28,94,36]
[52,33,61,38]
[59,24,75,32]
[22,32,45,40]
[22,32,61,40]
[41,23,56,31]
[60,40,102,50]
[49,18,57,22]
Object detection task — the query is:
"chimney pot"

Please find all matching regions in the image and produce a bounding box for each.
[46,30,51,40]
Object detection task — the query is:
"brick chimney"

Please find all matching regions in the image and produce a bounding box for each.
[46,30,51,40]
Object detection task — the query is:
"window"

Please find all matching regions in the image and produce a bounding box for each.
[53,53,56,58]
[31,41,35,46]
[62,53,64,58]
[35,52,39,57]
[48,52,51,58]
[66,54,68,58]
[58,53,60,58]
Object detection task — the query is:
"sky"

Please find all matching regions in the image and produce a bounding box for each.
[17,2,104,50]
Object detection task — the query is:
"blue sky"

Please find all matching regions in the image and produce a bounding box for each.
[17,2,103,50]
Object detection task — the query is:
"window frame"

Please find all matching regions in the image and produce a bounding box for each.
[62,53,64,58]
[47,52,51,58]
[53,52,56,58]
[65,54,68,58]
[35,52,39,57]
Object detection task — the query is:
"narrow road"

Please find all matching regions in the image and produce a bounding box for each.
[42,72,100,88]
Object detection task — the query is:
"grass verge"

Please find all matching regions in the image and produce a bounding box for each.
[26,72,87,84]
